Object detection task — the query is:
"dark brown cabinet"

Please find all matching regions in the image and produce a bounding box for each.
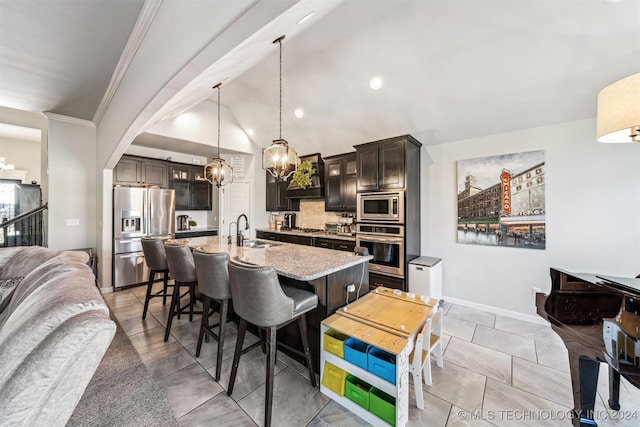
[369,272,404,291]
[266,172,299,212]
[279,234,313,246]
[255,230,313,246]
[324,153,357,212]
[114,155,168,187]
[355,136,420,192]
[314,237,355,252]
[256,231,278,241]
[255,231,355,251]
[169,163,212,210]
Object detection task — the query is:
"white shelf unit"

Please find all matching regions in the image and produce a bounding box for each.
[319,323,413,427]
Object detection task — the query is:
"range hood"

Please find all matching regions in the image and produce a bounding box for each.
[287,153,325,199]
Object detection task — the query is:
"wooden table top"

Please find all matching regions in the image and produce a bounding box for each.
[322,287,436,354]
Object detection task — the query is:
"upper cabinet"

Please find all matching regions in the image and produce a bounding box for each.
[355,135,421,192]
[324,152,357,212]
[266,172,299,212]
[169,163,212,210]
[114,155,168,188]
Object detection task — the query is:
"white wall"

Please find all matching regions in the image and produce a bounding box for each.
[0,136,41,184]
[47,118,97,250]
[424,118,640,318]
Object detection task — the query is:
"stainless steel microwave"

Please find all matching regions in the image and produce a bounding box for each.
[357,192,404,223]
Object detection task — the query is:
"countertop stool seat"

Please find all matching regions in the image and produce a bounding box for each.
[227,257,318,427]
[193,249,265,381]
[163,242,203,342]
[140,237,172,320]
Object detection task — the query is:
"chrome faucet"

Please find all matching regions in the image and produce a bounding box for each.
[228,221,237,245]
[236,214,249,246]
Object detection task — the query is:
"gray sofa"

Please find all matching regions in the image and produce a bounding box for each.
[0,246,116,427]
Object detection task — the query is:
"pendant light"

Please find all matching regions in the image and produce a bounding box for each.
[262,35,298,179]
[204,83,233,187]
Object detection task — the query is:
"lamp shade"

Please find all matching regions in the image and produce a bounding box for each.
[596,72,640,143]
[263,139,298,179]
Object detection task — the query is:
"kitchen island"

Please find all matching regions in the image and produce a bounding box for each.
[170,235,372,372]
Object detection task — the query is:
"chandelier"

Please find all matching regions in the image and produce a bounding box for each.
[204,83,233,187]
[262,35,298,179]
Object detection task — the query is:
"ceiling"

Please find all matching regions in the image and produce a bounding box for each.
[0,0,144,120]
[1,0,639,157]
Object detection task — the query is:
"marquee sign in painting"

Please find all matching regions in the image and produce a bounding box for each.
[456,150,546,249]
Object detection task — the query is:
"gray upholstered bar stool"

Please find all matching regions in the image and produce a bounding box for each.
[163,242,202,342]
[140,237,172,320]
[227,257,318,427]
[193,249,266,381]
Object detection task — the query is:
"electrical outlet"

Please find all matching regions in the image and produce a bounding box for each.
[66,219,80,226]
[346,284,355,292]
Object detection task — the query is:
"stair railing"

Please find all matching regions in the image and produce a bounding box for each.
[0,203,48,247]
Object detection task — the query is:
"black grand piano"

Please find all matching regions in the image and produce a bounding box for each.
[536,268,639,427]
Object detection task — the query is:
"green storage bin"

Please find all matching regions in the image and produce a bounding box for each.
[321,361,348,396]
[323,329,348,358]
[369,387,396,426]
[345,375,371,409]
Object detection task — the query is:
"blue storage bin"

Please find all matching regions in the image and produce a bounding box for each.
[344,337,369,370]
[367,347,396,384]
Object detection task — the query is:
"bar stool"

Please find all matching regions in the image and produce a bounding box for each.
[163,242,202,342]
[193,249,265,381]
[227,257,318,427]
[140,237,172,320]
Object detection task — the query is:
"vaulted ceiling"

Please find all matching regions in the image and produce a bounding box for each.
[1,0,639,157]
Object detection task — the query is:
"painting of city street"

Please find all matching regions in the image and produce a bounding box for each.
[457,150,545,249]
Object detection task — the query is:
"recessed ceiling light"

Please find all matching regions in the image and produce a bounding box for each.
[246,128,254,136]
[297,12,315,25]
[294,108,304,118]
[369,76,383,90]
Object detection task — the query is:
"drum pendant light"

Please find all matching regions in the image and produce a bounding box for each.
[204,83,233,187]
[262,35,299,179]
[596,73,640,143]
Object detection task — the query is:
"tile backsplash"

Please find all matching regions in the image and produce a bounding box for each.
[274,200,353,230]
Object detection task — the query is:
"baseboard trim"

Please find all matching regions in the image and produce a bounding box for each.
[443,296,549,325]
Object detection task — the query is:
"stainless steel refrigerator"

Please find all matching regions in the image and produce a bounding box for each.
[113,187,175,288]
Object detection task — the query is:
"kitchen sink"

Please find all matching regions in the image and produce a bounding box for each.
[243,239,280,248]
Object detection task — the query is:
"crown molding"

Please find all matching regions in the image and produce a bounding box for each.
[92,0,164,125]
[41,112,95,127]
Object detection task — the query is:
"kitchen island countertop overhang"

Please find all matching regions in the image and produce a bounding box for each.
[169,235,371,282]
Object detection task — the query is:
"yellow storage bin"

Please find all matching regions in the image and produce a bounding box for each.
[321,361,348,396]
[323,329,348,358]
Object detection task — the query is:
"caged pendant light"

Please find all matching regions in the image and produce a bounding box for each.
[204,83,233,187]
[262,35,299,179]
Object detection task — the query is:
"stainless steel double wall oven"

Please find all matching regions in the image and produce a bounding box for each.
[356,191,406,277]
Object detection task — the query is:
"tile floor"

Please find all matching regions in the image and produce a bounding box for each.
[103,284,640,427]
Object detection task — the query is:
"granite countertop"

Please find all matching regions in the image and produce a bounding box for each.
[169,235,371,281]
[255,228,356,241]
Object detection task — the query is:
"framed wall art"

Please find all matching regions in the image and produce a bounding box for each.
[457,150,545,249]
